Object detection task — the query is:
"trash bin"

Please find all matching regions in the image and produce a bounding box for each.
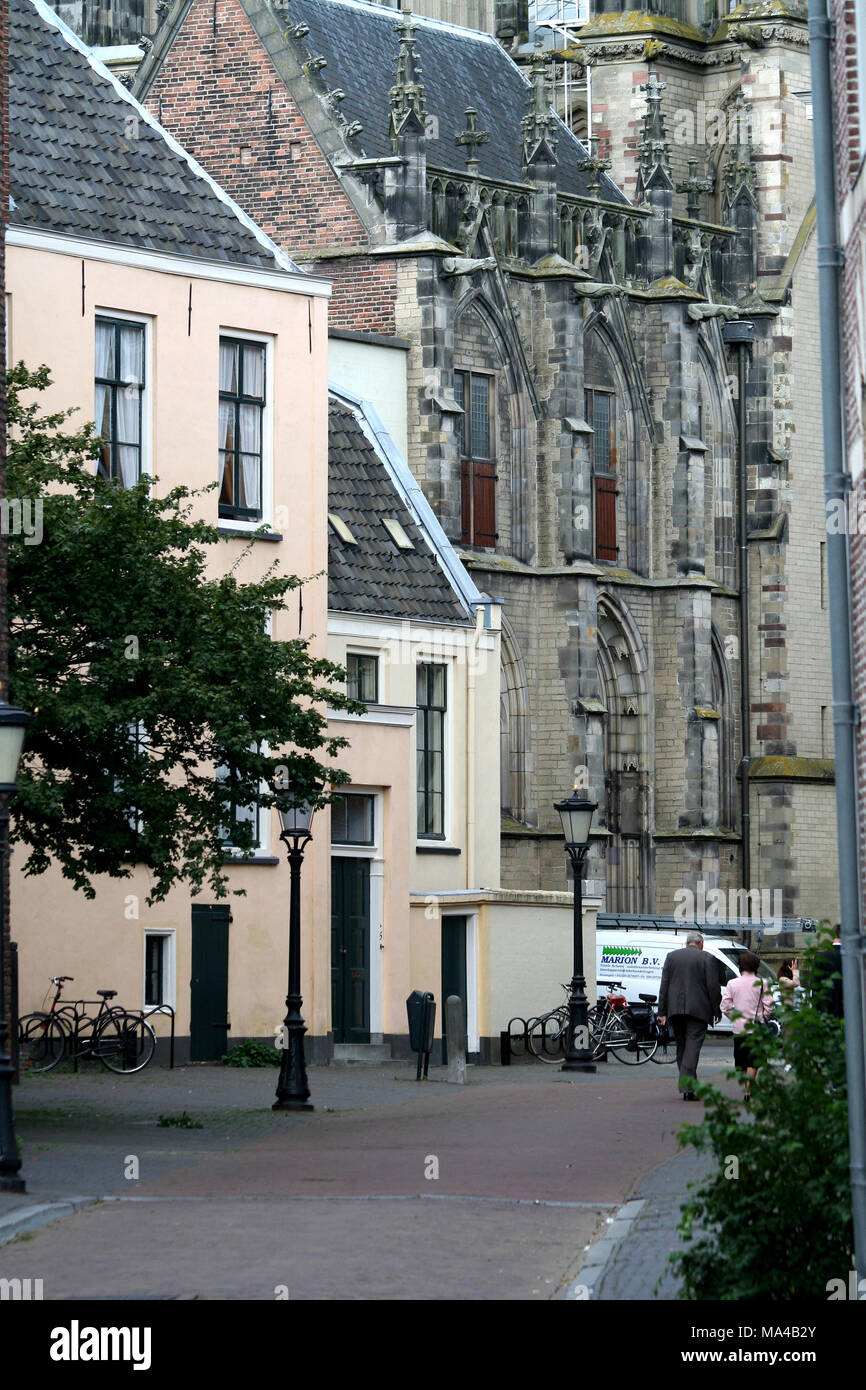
[406,990,436,1053]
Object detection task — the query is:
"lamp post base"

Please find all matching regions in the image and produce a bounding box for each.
[272,1099,315,1112]
[0,1174,26,1192]
[560,1059,597,1073]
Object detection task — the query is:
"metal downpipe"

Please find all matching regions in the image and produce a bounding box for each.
[809,0,866,1284]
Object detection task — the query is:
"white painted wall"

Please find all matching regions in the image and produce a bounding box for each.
[485,894,600,1034]
[329,336,408,461]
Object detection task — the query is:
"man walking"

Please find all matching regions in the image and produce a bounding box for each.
[657,931,722,1100]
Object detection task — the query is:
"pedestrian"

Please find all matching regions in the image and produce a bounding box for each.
[776,957,799,994]
[720,951,774,1103]
[809,927,844,1018]
[657,930,723,1101]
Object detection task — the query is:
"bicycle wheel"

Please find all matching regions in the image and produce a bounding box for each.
[608,1017,658,1065]
[18,1012,67,1073]
[649,1025,677,1063]
[528,1012,567,1064]
[94,1012,156,1074]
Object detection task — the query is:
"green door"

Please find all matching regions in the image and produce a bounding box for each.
[331,858,370,1044]
[441,915,468,1065]
[190,904,230,1061]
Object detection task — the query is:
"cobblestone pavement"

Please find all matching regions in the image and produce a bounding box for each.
[591,1146,713,1300]
[0,1045,736,1300]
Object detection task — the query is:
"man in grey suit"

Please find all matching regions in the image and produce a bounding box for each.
[657,931,722,1100]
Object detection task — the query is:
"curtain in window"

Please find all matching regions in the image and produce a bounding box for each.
[219,341,238,394]
[239,404,261,511]
[116,327,142,487]
[243,345,264,398]
[219,400,234,506]
[95,322,114,379]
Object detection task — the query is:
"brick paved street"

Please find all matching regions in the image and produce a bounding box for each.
[0,1046,736,1300]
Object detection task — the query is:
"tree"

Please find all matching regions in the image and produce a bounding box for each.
[672,935,853,1300]
[6,363,359,904]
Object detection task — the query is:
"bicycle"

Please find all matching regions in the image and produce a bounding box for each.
[527,984,572,1064]
[18,977,156,1075]
[588,980,659,1064]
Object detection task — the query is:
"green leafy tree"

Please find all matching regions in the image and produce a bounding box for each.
[6,363,359,904]
[672,936,853,1300]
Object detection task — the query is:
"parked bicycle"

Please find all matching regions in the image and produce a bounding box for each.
[18,976,156,1075]
[589,978,664,1061]
[526,983,572,1064]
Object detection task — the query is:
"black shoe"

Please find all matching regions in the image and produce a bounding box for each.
[682,1090,697,1101]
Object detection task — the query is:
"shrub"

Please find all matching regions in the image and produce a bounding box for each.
[221,1039,281,1068]
[672,937,853,1300]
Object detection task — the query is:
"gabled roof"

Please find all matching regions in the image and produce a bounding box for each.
[328,389,480,625]
[137,0,628,206]
[8,0,302,272]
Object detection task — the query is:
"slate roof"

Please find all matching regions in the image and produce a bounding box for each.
[287,0,628,203]
[8,0,300,271]
[328,397,471,624]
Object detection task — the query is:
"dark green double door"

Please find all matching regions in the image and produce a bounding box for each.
[331,858,370,1044]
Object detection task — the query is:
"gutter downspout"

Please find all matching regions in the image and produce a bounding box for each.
[723,318,755,942]
[809,0,866,1284]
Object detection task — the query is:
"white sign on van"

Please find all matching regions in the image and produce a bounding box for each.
[599,946,662,979]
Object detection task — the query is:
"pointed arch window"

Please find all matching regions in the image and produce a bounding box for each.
[585,387,617,562]
[455,370,496,547]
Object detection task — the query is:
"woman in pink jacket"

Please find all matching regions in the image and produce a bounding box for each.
[720,952,774,1102]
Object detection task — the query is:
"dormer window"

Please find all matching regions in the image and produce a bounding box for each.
[328,513,358,545]
[382,517,414,550]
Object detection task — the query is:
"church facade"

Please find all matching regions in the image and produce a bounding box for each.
[123,0,836,921]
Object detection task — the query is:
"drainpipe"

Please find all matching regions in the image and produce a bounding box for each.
[466,603,485,891]
[723,318,755,938]
[809,0,866,1284]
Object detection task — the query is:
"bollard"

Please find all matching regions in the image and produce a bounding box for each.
[500,1029,511,1066]
[445,995,467,1084]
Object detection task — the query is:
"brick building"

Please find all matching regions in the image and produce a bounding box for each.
[56,0,837,922]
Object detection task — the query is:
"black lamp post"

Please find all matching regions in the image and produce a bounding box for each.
[273,795,315,1112]
[0,700,32,1190]
[554,787,597,1074]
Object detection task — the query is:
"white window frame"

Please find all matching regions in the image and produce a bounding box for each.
[217,327,275,532]
[441,908,480,1054]
[143,929,176,1013]
[346,647,382,705]
[217,741,272,860]
[93,308,153,483]
[414,656,455,847]
[331,790,385,1039]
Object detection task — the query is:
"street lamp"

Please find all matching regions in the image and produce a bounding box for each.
[273,793,316,1112]
[0,700,33,1191]
[554,786,597,1074]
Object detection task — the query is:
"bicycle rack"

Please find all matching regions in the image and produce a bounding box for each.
[502,1016,530,1065]
[144,1005,176,1069]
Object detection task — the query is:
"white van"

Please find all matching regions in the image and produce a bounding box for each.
[595,927,778,1033]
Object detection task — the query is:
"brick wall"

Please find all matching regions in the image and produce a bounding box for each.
[144,0,397,330]
[314,256,397,336]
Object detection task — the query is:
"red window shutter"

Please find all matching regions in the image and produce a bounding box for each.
[460,459,471,544]
[472,460,497,547]
[595,475,617,561]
